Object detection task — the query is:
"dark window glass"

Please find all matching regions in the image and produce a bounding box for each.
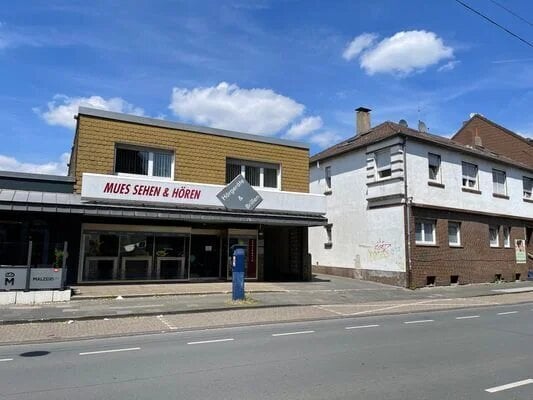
[153,152,172,177]
[115,148,149,175]
[226,163,241,183]
[264,168,278,188]
[245,165,260,186]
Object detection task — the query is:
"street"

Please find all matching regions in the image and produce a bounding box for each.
[1,302,532,399]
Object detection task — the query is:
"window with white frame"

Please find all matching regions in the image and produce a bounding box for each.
[503,226,511,248]
[428,153,441,182]
[225,159,280,189]
[489,225,499,247]
[325,166,332,190]
[375,149,392,180]
[115,146,174,178]
[462,162,478,189]
[492,169,507,195]
[415,220,436,245]
[524,176,533,199]
[324,224,332,248]
[448,222,461,246]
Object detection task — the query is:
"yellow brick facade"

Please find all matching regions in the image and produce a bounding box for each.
[71,115,309,193]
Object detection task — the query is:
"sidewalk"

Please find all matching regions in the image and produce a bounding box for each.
[2,274,533,324]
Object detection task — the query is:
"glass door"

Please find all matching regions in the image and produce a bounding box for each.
[227,230,258,280]
[189,234,221,279]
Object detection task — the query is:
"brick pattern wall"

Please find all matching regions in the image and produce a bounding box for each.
[409,206,532,288]
[72,115,309,193]
[454,117,533,168]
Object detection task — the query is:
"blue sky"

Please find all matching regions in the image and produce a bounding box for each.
[1,0,532,174]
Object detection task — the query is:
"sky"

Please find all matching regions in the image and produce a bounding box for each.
[1,0,532,175]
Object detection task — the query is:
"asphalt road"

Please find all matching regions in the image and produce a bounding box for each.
[1,302,532,400]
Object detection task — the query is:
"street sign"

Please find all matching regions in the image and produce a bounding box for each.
[217,175,263,211]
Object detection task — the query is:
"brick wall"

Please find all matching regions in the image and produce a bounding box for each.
[72,115,309,193]
[454,116,533,168]
[409,206,532,288]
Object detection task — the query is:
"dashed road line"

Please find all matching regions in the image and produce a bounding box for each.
[187,338,234,345]
[485,378,533,393]
[345,324,380,330]
[79,347,140,356]
[0,358,13,362]
[404,319,434,325]
[456,315,480,320]
[497,311,518,315]
[272,330,315,337]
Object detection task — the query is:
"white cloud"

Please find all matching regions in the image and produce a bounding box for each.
[169,82,304,135]
[0,152,70,175]
[438,60,460,72]
[309,131,342,149]
[342,33,377,61]
[284,116,323,140]
[35,95,145,129]
[345,30,454,76]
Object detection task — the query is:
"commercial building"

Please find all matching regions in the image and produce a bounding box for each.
[309,108,533,288]
[0,107,326,286]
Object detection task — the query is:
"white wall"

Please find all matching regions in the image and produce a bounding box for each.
[309,150,406,273]
[406,140,533,219]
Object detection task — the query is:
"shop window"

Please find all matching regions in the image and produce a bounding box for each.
[448,222,461,247]
[489,225,499,247]
[375,149,392,180]
[492,169,507,196]
[225,159,280,189]
[115,146,174,178]
[428,153,441,182]
[415,220,436,245]
[503,226,511,248]
[523,176,533,199]
[462,162,478,189]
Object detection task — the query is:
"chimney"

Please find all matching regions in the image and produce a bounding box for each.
[355,107,371,135]
[474,128,483,147]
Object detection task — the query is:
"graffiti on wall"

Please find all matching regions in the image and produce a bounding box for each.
[359,239,404,270]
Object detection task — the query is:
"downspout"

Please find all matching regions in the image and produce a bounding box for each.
[402,136,413,289]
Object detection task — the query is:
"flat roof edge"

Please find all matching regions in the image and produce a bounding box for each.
[77,107,309,150]
[0,170,75,182]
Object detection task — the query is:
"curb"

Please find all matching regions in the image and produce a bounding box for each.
[70,289,287,301]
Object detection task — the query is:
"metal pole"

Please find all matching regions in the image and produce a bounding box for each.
[25,240,33,292]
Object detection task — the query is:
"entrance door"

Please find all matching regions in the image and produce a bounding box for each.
[190,235,220,279]
[227,230,258,280]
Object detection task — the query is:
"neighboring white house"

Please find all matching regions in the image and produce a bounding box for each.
[309,108,533,288]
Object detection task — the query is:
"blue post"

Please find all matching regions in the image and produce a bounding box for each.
[232,247,245,301]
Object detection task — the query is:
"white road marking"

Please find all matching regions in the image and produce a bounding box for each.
[345,324,380,330]
[404,319,434,324]
[157,315,177,330]
[485,378,533,393]
[187,338,234,345]
[497,311,518,315]
[272,330,315,337]
[456,315,480,320]
[79,347,140,356]
[0,358,13,362]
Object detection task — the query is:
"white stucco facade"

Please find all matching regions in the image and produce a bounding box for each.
[309,148,406,278]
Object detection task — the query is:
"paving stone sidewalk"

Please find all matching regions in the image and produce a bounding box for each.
[1,291,532,345]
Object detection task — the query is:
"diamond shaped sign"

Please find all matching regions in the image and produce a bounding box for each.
[217,175,263,211]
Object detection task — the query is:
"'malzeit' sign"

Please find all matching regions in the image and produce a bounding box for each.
[82,173,223,208]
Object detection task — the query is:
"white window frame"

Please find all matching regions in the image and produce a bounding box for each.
[448,221,461,247]
[492,169,507,195]
[461,162,478,189]
[523,176,533,199]
[489,225,499,248]
[325,166,332,190]
[374,149,392,181]
[227,159,281,190]
[324,224,333,248]
[115,144,175,180]
[415,220,436,245]
[428,153,441,182]
[503,226,511,248]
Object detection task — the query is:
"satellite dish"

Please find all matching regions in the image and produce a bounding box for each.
[399,119,408,127]
[418,120,427,133]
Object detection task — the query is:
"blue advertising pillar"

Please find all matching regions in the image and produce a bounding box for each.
[232,247,245,301]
